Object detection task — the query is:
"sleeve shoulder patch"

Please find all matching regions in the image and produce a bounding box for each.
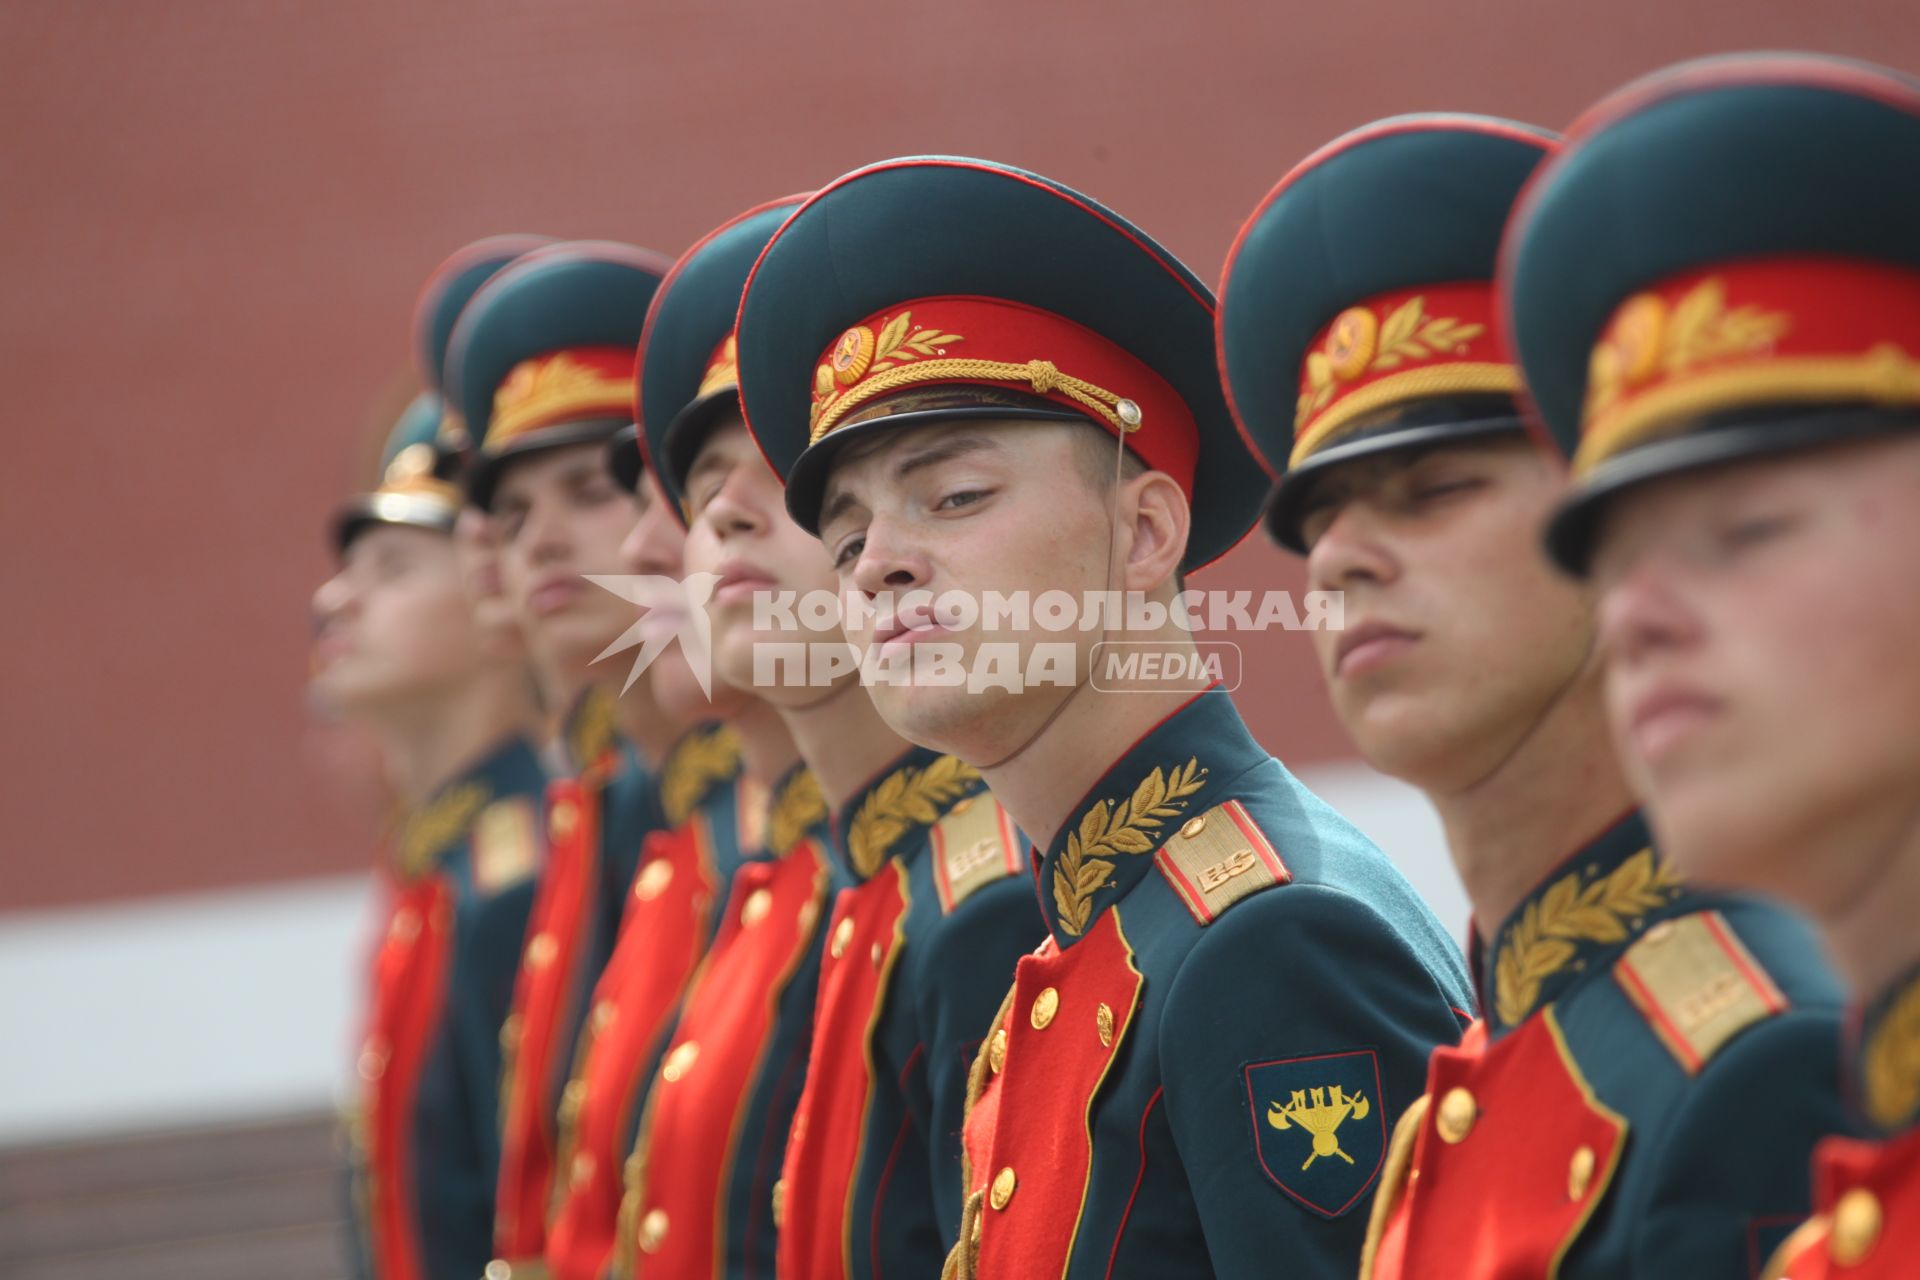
[471,797,539,894]
[929,794,1024,914]
[1612,909,1790,1075]
[1154,799,1291,927]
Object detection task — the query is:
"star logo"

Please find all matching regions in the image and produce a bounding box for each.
[584,572,722,697]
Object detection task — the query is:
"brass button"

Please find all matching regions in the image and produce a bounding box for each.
[560,1079,586,1119]
[1180,815,1207,839]
[661,1041,701,1083]
[1436,1087,1477,1144]
[1116,399,1143,429]
[1567,1145,1595,1200]
[570,1151,595,1189]
[389,909,421,943]
[1030,987,1060,1030]
[870,942,884,968]
[550,802,577,839]
[357,1038,390,1082]
[771,1178,786,1228]
[989,1167,1016,1210]
[499,1014,523,1051]
[1831,1187,1883,1266]
[1096,1002,1114,1047]
[831,917,854,959]
[988,1028,1008,1075]
[741,888,772,927]
[484,1262,512,1280]
[1643,919,1674,945]
[638,1207,669,1254]
[634,859,674,901]
[525,931,558,970]
[591,1000,617,1033]
[951,797,974,816]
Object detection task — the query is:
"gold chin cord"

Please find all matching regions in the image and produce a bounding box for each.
[975,415,1134,771]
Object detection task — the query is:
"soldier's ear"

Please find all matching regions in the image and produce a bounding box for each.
[1118,469,1189,596]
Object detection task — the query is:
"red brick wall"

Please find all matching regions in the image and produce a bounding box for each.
[2,0,1911,909]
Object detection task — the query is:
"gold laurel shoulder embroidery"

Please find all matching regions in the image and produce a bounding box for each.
[660,727,743,827]
[1865,979,1920,1130]
[1052,759,1207,937]
[1493,848,1682,1026]
[567,686,620,770]
[397,781,492,878]
[766,770,828,857]
[846,754,980,879]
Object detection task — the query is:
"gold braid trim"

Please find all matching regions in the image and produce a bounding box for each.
[1492,848,1681,1026]
[766,769,828,857]
[659,726,743,827]
[1573,346,1920,474]
[846,755,980,879]
[813,357,1134,443]
[1052,759,1206,937]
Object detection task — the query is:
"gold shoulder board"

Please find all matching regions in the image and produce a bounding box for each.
[1153,799,1290,926]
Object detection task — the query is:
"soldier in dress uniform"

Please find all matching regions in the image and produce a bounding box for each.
[440,241,680,1277]
[567,196,841,1280]
[637,195,1045,1280]
[1501,52,1920,1280]
[410,235,554,658]
[733,157,1474,1278]
[312,391,548,1280]
[541,205,820,1280]
[1216,112,1850,1278]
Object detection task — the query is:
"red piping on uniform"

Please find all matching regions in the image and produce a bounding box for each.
[1103,1088,1164,1280]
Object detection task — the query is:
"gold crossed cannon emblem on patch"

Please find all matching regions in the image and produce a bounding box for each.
[1267,1084,1371,1169]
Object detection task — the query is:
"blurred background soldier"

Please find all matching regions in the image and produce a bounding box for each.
[441,241,674,1277]
[1218,112,1846,1277]
[311,391,547,1280]
[1510,52,1920,1279]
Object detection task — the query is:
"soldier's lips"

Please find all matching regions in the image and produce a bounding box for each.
[874,601,954,653]
[875,622,955,654]
[1332,620,1420,678]
[309,631,353,667]
[1624,685,1724,764]
[528,576,583,616]
[712,562,777,606]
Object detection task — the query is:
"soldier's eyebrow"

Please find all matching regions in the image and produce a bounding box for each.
[889,433,1002,483]
[821,434,1006,530]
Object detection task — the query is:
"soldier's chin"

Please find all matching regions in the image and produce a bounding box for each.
[866,678,997,757]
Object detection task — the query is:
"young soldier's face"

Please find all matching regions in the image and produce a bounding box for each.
[491,442,641,683]
[682,417,843,707]
[310,524,491,715]
[618,467,745,723]
[1301,438,1594,791]
[818,418,1154,753]
[452,505,524,661]
[1591,435,1920,911]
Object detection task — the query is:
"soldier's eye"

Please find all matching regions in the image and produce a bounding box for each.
[1409,476,1483,504]
[832,535,866,570]
[1715,511,1797,555]
[935,488,989,512]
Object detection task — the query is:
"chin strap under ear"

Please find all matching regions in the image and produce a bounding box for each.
[976,417,1137,770]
